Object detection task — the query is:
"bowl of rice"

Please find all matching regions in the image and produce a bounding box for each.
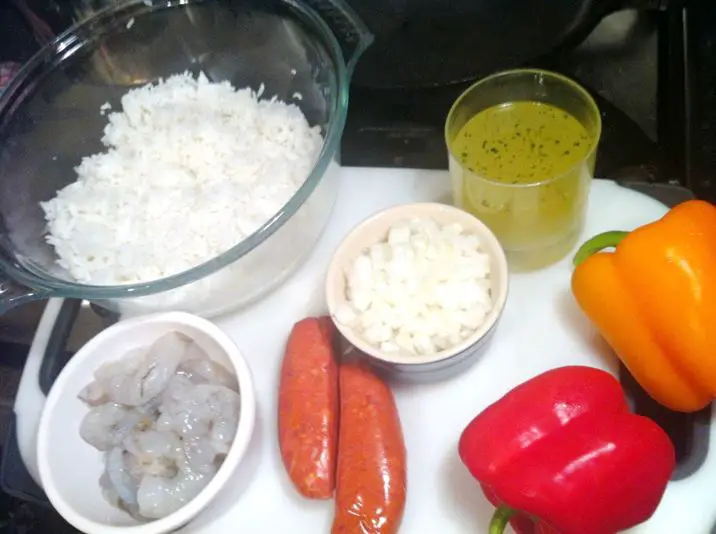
[0,0,372,318]
[326,202,509,382]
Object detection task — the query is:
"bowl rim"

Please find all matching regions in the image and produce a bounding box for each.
[36,311,256,533]
[325,202,510,366]
[0,0,352,300]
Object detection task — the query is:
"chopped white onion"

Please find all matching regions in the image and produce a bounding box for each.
[336,216,493,356]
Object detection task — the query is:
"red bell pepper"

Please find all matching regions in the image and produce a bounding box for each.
[458,366,675,534]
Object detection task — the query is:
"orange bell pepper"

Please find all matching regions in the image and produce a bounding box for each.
[571,199,716,413]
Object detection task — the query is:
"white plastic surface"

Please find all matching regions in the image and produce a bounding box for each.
[17,167,716,533]
[14,297,64,485]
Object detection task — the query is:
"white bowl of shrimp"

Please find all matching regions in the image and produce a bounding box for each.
[36,311,256,534]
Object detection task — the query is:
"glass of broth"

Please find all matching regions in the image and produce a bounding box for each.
[445,69,601,271]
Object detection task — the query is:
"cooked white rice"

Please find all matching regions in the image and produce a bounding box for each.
[41,71,323,286]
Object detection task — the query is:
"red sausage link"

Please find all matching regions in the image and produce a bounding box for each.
[332,361,407,534]
[278,317,339,499]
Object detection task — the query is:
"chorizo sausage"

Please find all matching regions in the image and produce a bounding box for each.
[332,361,407,533]
[278,316,339,499]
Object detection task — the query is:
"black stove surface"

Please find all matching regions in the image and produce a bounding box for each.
[342,73,661,178]
[340,3,716,197]
[341,10,664,180]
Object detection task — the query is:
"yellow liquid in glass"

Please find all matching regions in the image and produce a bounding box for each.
[450,101,596,270]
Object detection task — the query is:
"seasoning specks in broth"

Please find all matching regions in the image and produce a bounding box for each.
[452,101,592,184]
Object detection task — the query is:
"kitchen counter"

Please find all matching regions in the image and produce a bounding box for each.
[0,4,702,532]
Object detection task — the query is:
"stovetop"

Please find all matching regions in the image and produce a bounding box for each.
[0,1,716,532]
[342,9,663,177]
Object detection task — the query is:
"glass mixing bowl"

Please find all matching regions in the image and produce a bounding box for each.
[0,0,372,317]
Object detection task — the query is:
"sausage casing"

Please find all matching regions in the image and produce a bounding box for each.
[278,316,338,499]
[332,361,407,533]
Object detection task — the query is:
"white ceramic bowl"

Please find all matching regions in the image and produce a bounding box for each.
[36,312,256,534]
[326,202,509,382]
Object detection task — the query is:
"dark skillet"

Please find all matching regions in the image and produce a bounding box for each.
[347,0,667,88]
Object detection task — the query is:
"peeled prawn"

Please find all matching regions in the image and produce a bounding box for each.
[89,332,189,406]
[178,343,237,391]
[137,467,213,520]
[137,332,190,401]
[100,471,121,508]
[106,447,139,506]
[78,380,108,406]
[183,436,220,474]
[157,384,240,443]
[78,329,241,521]
[80,404,145,451]
[92,348,148,406]
[123,430,181,478]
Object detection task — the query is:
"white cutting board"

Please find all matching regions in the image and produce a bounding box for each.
[186,167,711,534]
[18,166,716,533]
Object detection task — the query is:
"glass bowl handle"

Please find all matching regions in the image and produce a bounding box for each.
[0,273,49,315]
[303,0,374,72]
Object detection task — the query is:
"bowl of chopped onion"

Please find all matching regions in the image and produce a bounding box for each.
[36,312,256,534]
[326,202,509,382]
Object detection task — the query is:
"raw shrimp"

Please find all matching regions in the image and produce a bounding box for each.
[78,380,108,406]
[183,436,221,474]
[89,332,189,406]
[178,343,237,391]
[157,384,241,444]
[123,430,181,478]
[78,330,241,521]
[138,332,191,401]
[100,471,121,508]
[91,347,147,406]
[106,447,140,506]
[80,403,145,451]
[137,467,213,519]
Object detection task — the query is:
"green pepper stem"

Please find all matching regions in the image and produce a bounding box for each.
[489,506,515,534]
[573,231,630,267]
